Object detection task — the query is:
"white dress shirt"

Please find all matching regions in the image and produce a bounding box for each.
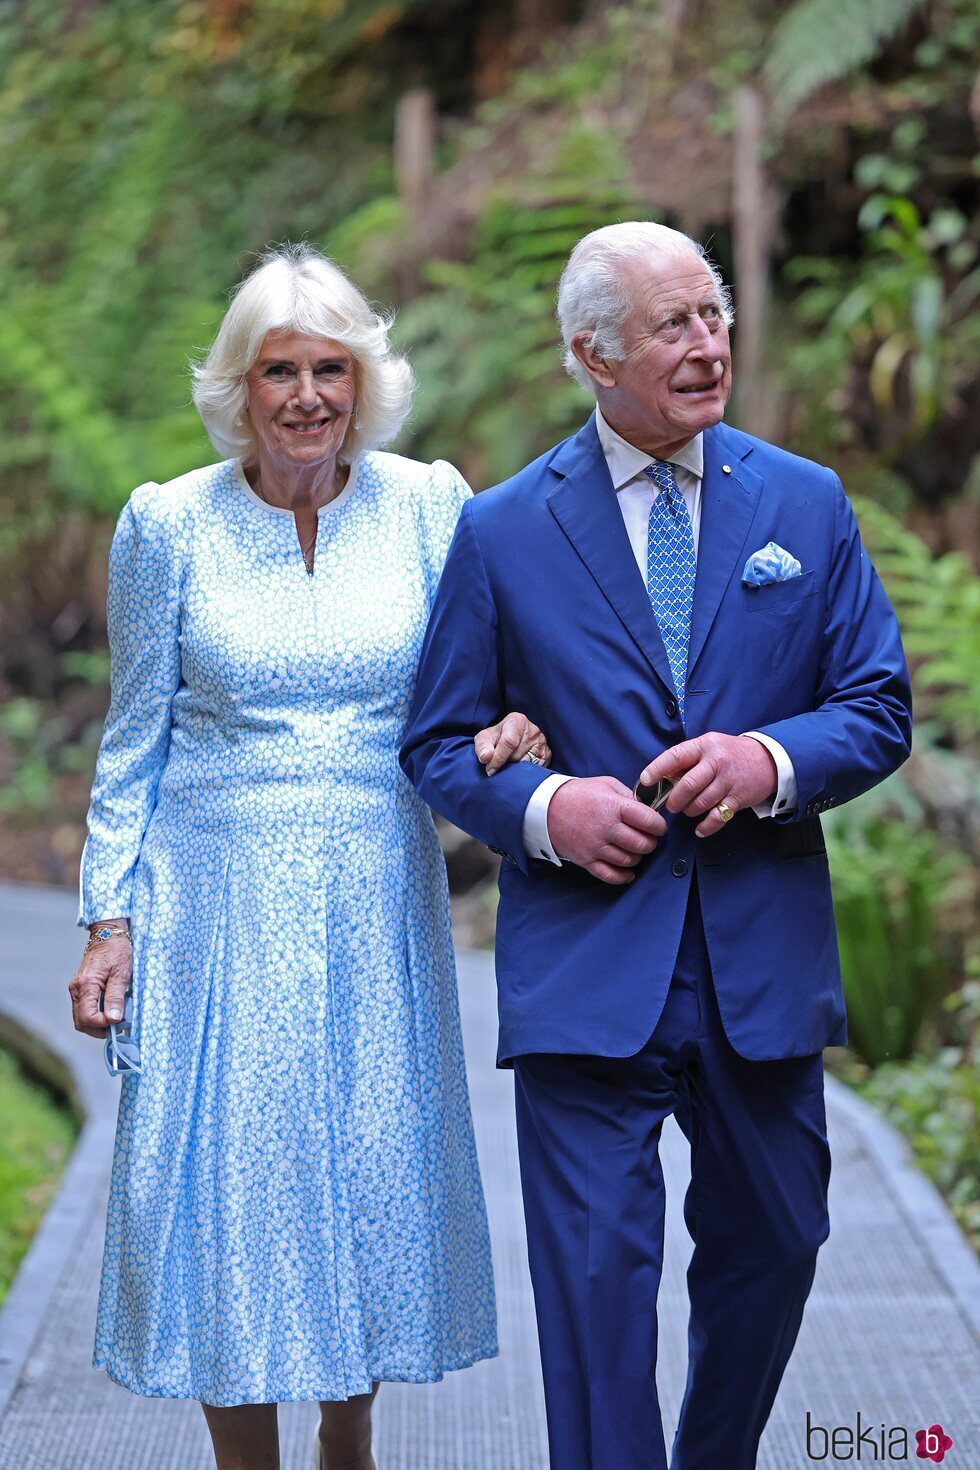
[522,407,797,865]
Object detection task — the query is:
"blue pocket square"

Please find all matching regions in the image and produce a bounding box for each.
[742,542,802,587]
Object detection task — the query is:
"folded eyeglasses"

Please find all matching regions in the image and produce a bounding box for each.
[102,994,143,1078]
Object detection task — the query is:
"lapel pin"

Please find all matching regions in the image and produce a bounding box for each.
[722,464,732,474]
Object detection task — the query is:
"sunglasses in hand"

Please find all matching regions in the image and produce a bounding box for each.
[101,993,143,1078]
[632,774,675,812]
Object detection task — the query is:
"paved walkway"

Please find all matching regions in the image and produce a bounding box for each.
[0,880,978,1468]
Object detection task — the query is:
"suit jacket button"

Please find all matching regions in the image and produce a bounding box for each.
[671,858,688,877]
[665,698,678,717]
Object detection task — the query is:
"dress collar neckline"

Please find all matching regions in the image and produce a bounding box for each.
[231,456,361,517]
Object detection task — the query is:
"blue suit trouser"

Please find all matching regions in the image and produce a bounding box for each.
[512,883,831,1470]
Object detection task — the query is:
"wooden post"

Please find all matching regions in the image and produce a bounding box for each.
[731,85,780,439]
[393,89,436,295]
[394,88,436,220]
[514,0,570,33]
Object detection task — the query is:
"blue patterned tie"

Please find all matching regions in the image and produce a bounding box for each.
[645,459,696,722]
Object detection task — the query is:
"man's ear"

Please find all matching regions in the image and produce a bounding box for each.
[570,331,617,389]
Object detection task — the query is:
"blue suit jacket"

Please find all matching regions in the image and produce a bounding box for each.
[401,417,912,1063]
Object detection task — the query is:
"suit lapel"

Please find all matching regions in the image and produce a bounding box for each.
[546,418,676,699]
[687,425,764,681]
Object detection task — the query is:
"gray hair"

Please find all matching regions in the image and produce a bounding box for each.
[556,222,734,392]
[191,243,414,465]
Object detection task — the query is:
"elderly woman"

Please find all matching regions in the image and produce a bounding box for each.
[69,244,548,1470]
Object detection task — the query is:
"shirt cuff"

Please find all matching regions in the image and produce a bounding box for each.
[741,732,797,819]
[522,772,575,865]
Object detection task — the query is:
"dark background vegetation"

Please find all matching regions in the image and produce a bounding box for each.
[0,0,977,1240]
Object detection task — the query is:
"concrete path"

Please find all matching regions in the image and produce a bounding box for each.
[0,880,978,1468]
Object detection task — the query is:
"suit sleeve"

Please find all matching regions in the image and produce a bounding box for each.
[755,472,912,819]
[401,497,553,873]
[78,483,182,923]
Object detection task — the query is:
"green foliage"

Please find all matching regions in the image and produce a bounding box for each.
[900,0,980,110]
[826,791,967,1067]
[0,1046,77,1302]
[764,0,928,117]
[823,492,979,1070]
[0,699,55,813]
[326,195,408,294]
[850,981,980,1250]
[0,304,150,517]
[854,495,980,750]
[0,0,479,542]
[0,652,108,817]
[0,697,66,815]
[785,195,980,492]
[0,0,976,1017]
[61,651,111,685]
[456,0,665,141]
[391,171,645,483]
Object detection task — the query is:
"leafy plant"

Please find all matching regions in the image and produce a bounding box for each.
[764,0,928,117]
[0,697,63,815]
[825,794,967,1067]
[0,0,488,545]
[0,648,110,818]
[820,493,979,1073]
[849,980,980,1250]
[0,1046,77,1302]
[854,494,980,751]
[786,198,979,464]
[389,167,647,483]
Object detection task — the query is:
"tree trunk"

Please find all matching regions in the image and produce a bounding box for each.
[393,88,436,294]
[731,86,781,439]
[514,0,570,32]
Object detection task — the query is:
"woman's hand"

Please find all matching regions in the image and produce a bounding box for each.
[69,926,133,1039]
[474,712,552,776]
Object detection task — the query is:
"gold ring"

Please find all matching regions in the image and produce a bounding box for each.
[716,802,736,823]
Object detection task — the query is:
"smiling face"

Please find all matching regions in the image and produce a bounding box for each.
[244,330,357,474]
[573,250,732,457]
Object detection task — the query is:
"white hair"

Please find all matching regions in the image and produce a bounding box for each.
[191,243,414,465]
[556,222,734,392]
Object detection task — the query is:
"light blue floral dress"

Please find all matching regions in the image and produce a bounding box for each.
[79,453,497,1405]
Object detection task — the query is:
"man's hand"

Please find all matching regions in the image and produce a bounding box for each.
[636,733,778,838]
[547,776,666,884]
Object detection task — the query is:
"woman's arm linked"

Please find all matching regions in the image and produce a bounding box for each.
[72,483,182,1038]
[419,461,551,781]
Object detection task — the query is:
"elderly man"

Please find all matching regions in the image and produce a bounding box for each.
[401,222,911,1470]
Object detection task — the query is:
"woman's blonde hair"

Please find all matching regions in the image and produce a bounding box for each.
[191,243,414,465]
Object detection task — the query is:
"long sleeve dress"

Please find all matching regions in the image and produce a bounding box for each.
[78,452,497,1406]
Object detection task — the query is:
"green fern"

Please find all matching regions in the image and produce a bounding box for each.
[826,798,966,1066]
[854,495,980,752]
[765,0,928,116]
[391,181,650,482]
